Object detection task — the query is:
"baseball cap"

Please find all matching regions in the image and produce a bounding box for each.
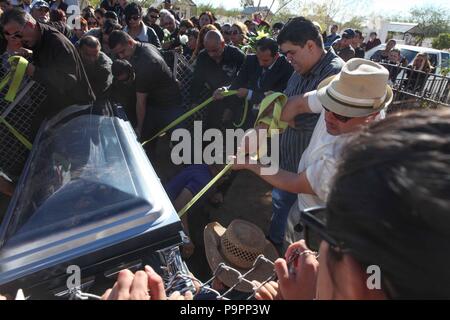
[31,0,49,10]
[342,28,355,39]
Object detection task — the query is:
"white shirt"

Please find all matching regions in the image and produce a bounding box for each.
[284,90,385,245]
[124,22,151,43]
[297,91,351,211]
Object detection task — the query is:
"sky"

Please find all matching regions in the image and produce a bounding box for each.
[195,0,450,19]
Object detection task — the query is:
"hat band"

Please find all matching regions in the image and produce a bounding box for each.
[327,85,387,108]
[326,88,385,110]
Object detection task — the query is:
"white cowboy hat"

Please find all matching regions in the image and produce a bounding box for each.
[317,58,393,117]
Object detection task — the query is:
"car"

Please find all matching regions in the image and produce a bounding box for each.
[365,44,449,75]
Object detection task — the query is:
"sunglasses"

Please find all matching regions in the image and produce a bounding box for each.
[295,206,344,252]
[322,105,352,123]
[149,15,159,19]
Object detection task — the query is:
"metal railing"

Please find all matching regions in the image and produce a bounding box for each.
[0,55,47,182]
[379,62,450,110]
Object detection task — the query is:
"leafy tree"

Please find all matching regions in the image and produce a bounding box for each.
[432,33,450,50]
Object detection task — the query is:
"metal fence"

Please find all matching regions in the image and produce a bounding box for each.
[0,57,46,182]
[172,52,210,130]
[380,62,450,112]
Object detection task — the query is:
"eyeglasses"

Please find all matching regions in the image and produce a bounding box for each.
[322,105,352,123]
[295,206,344,252]
[149,15,159,19]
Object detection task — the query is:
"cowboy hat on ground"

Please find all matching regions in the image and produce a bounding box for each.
[204,219,279,293]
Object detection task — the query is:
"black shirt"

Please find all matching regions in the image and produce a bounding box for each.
[131,42,181,108]
[82,51,113,99]
[190,45,245,102]
[32,22,95,118]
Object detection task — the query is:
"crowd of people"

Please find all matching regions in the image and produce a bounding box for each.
[0,0,448,300]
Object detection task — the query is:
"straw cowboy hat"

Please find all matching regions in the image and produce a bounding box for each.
[204,220,279,293]
[317,58,393,117]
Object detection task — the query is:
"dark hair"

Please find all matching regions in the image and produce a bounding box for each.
[256,37,278,56]
[79,35,101,49]
[199,11,214,24]
[94,8,106,17]
[147,7,159,15]
[102,18,122,35]
[104,10,118,22]
[272,22,284,30]
[213,22,221,32]
[326,109,450,299]
[0,0,11,4]
[179,19,194,29]
[354,29,362,38]
[112,58,133,77]
[124,2,141,20]
[50,9,65,22]
[370,31,377,37]
[277,17,323,49]
[186,27,199,39]
[108,30,132,49]
[0,7,28,26]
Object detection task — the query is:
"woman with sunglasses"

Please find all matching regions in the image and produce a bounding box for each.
[230,22,248,48]
[254,109,450,300]
[123,2,161,48]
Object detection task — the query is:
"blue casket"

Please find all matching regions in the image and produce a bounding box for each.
[0,102,188,298]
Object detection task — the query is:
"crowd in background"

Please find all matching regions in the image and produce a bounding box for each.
[0,0,447,301]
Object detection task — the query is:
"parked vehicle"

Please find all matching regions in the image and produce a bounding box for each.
[365,44,449,76]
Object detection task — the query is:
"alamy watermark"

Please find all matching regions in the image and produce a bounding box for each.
[170,121,281,175]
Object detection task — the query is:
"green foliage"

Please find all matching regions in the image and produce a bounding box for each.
[432,33,450,50]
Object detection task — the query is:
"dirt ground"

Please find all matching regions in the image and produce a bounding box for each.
[152,136,274,282]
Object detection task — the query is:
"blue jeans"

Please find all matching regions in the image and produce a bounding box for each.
[268,187,297,246]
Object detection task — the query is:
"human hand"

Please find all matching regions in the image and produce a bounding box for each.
[15,47,33,58]
[274,240,319,300]
[213,87,226,100]
[134,126,142,139]
[101,266,168,300]
[253,280,283,300]
[25,63,35,77]
[236,88,249,98]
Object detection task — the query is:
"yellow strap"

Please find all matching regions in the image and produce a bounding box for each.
[141,90,239,147]
[254,92,288,136]
[0,116,32,150]
[4,56,29,102]
[177,92,289,218]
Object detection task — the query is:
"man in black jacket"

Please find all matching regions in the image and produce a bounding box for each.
[190,30,245,129]
[108,30,182,143]
[78,35,112,99]
[1,9,95,120]
[214,37,293,129]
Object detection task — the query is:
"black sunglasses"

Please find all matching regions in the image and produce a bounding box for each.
[322,105,352,123]
[295,206,344,252]
[149,15,159,19]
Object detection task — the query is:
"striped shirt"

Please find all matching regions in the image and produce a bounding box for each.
[280,49,344,172]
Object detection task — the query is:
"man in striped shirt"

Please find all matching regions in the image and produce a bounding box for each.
[269,17,343,251]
